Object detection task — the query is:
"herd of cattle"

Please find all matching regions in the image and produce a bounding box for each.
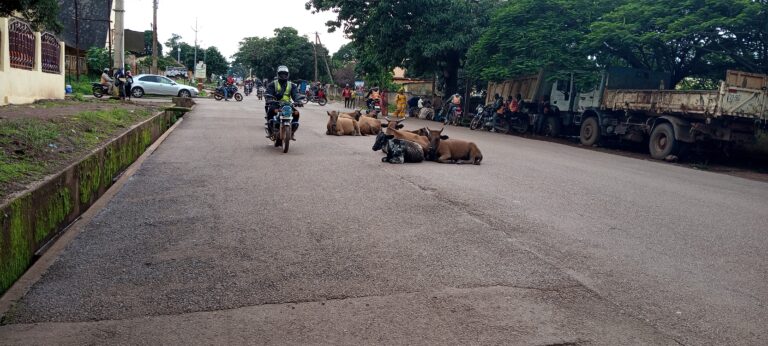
[326,110,483,165]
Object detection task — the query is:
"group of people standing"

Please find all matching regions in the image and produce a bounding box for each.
[100,67,134,100]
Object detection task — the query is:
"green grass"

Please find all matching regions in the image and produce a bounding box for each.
[0,152,45,186]
[0,107,155,190]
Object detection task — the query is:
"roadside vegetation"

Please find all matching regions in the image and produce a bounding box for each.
[0,100,162,198]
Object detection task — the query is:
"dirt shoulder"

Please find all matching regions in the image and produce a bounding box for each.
[0,99,171,202]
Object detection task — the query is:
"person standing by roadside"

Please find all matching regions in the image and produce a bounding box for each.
[393,88,407,118]
[342,84,353,108]
[114,68,126,100]
[124,71,134,101]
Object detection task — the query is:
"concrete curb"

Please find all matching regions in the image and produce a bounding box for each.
[0,108,184,301]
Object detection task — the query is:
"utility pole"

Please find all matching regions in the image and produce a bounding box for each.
[315,32,334,85]
[192,18,198,78]
[313,32,319,83]
[113,0,125,70]
[151,0,158,74]
[74,0,80,81]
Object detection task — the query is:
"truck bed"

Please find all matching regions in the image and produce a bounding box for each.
[602,70,767,120]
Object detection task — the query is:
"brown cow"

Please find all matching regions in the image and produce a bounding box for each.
[337,110,380,135]
[422,127,483,165]
[327,111,361,136]
[382,118,430,154]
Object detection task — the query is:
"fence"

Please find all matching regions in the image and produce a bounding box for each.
[0,17,65,105]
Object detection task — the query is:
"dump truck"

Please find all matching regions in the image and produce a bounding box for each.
[486,68,768,160]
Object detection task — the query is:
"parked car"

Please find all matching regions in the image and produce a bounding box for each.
[131,74,198,98]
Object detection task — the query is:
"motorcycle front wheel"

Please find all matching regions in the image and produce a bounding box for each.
[281,126,291,153]
[469,115,482,130]
[234,93,243,102]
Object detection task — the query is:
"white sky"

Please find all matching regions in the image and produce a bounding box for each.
[123,0,348,60]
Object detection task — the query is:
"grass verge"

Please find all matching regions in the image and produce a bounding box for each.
[0,104,157,197]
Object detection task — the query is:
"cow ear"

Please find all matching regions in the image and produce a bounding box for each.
[327,111,332,116]
[396,124,405,129]
[440,135,449,140]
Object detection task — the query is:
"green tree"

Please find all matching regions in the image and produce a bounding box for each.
[164,33,183,62]
[306,0,497,95]
[85,47,110,74]
[587,0,767,86]
[143,30,163,57]
[232,27,325,81]
[467,0,613,81]
[204,46,228,78]
[0,0,61,32]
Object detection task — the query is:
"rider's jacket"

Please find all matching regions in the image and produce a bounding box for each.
[266,80,299,103]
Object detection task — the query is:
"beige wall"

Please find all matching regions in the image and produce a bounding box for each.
[0,17,66,106]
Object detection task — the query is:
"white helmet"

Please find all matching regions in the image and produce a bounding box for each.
[276,65,289,81]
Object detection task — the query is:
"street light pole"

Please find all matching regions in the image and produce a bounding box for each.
[192,18,198,79]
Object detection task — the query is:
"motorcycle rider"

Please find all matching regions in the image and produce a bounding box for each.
[265,65,301,141]
[365,86,381,111]
[100,68,113,94]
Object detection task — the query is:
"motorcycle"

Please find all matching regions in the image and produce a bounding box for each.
[264,95,304,153]
[257,86,265,100]
[443,104,464,126]
[306,93,328,106]
[367,98,382,116]
[92,83,110,98]
[469,104,529,134]
[244,83,253,96]
[213,84,243,101]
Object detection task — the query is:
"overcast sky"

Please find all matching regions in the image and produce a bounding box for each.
[124,0,349,60]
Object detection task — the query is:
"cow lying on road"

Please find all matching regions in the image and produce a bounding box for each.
[420,127,483,165]
[372,132,425,163]
[327,111,361,136]
[382,117,430,156]
[339,110,381,135]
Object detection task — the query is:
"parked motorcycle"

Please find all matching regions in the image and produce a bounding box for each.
[469,104,529,134]
[213,85,242,101]
[92,83,110,98]
[264,95,304,153]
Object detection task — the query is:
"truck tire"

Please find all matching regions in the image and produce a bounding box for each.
[649,123,679,160]
[543,116,562,137]
[580,117,601,146]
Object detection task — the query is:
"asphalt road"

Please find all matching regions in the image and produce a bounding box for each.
[1,96,766,345]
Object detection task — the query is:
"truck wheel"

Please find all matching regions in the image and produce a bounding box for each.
[543,117,562,137]
[580,117,601,146]
[649,123,679,160]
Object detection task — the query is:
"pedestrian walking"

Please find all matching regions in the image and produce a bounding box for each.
[393,88,407,118]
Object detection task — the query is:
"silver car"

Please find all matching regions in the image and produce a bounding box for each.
[130,74,199,98]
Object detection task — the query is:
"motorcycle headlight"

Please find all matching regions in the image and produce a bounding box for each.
[281,105,293,116]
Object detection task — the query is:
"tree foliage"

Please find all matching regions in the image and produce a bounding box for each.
[0,0,61,32]
[204,46,228,78]
[467,0,613,81]
[86,46,110,74]
[232,27,330,82]
[466,0,767,87]
[306,0,497,94]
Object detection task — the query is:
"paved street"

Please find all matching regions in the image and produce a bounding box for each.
[1,96,766,345]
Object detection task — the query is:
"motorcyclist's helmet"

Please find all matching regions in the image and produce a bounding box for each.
[277,65,289,81]
[103,68,109,73]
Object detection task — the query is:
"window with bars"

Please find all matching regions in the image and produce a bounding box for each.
[41,33,60,74]
[9,20,35,70]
